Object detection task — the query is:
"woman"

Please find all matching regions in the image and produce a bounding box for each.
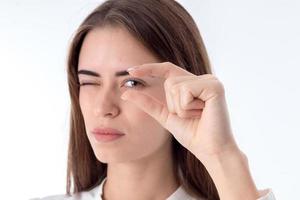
[33,0,276,199]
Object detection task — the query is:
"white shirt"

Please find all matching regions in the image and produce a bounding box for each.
[30,178,276,200]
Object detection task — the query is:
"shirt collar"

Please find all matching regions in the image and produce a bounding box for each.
[88,177,197,200]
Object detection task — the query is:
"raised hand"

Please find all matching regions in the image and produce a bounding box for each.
[121,62,238,162]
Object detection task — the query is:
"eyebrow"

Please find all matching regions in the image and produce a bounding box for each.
[77,69,129,77]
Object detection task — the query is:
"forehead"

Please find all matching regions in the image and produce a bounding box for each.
[78,26,161,72]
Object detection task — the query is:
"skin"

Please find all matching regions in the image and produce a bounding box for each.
[78,25,263,200]
[78,26,179,200]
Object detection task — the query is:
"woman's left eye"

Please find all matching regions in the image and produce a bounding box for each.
[123,78,145,88]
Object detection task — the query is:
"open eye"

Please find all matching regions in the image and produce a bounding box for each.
[123,78,145,89]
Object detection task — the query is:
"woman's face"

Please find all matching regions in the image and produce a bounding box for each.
[78,26,172,163]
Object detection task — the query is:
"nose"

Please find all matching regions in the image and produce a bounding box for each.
[93,88,120,119]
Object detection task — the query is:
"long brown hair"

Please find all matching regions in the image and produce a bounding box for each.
[66,0,219,199]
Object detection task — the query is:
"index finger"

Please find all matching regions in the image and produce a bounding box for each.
[126,62,193,79]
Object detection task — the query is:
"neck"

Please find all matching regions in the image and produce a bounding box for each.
[103,140,180,200]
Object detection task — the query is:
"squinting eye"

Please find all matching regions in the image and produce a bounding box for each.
[123,78,145,88]
[79,82,98,87]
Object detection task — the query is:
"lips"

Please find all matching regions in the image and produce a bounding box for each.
[91,127,125,135]
[91,127,125,143]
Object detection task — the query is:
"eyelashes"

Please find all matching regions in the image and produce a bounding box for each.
[79,82,97,86]
[79,78,146,89]
[123,78,144,88]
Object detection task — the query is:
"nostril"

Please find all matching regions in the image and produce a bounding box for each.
[93,105,120,118]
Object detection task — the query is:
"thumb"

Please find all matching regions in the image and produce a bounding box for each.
[121,91,169,126]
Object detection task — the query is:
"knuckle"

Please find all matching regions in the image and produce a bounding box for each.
[164,77,176,88]
[163,61,171,66]
[199,74,215,79]
[209,74,218,80]
[163,61,176,68]
[212,79,225,96]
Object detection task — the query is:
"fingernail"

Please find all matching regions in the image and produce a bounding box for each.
[126,66,139,72]
[121,93,128,100]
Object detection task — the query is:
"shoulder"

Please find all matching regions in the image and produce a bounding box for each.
[29,184,102,200]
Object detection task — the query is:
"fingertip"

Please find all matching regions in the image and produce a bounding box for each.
[121,93,129,100]
[126,66,139,72]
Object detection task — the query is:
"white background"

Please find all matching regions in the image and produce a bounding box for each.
[0,0,299,199]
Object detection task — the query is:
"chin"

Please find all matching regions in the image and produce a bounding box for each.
[92,147,131,164]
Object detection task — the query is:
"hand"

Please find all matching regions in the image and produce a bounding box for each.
[121,62,239,162]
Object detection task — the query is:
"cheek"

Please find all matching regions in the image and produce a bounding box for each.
[79,88,94,103]
[79,90,93,120]
[125,104,169,141]
[79,87,97,106]
[131,86,170,144]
